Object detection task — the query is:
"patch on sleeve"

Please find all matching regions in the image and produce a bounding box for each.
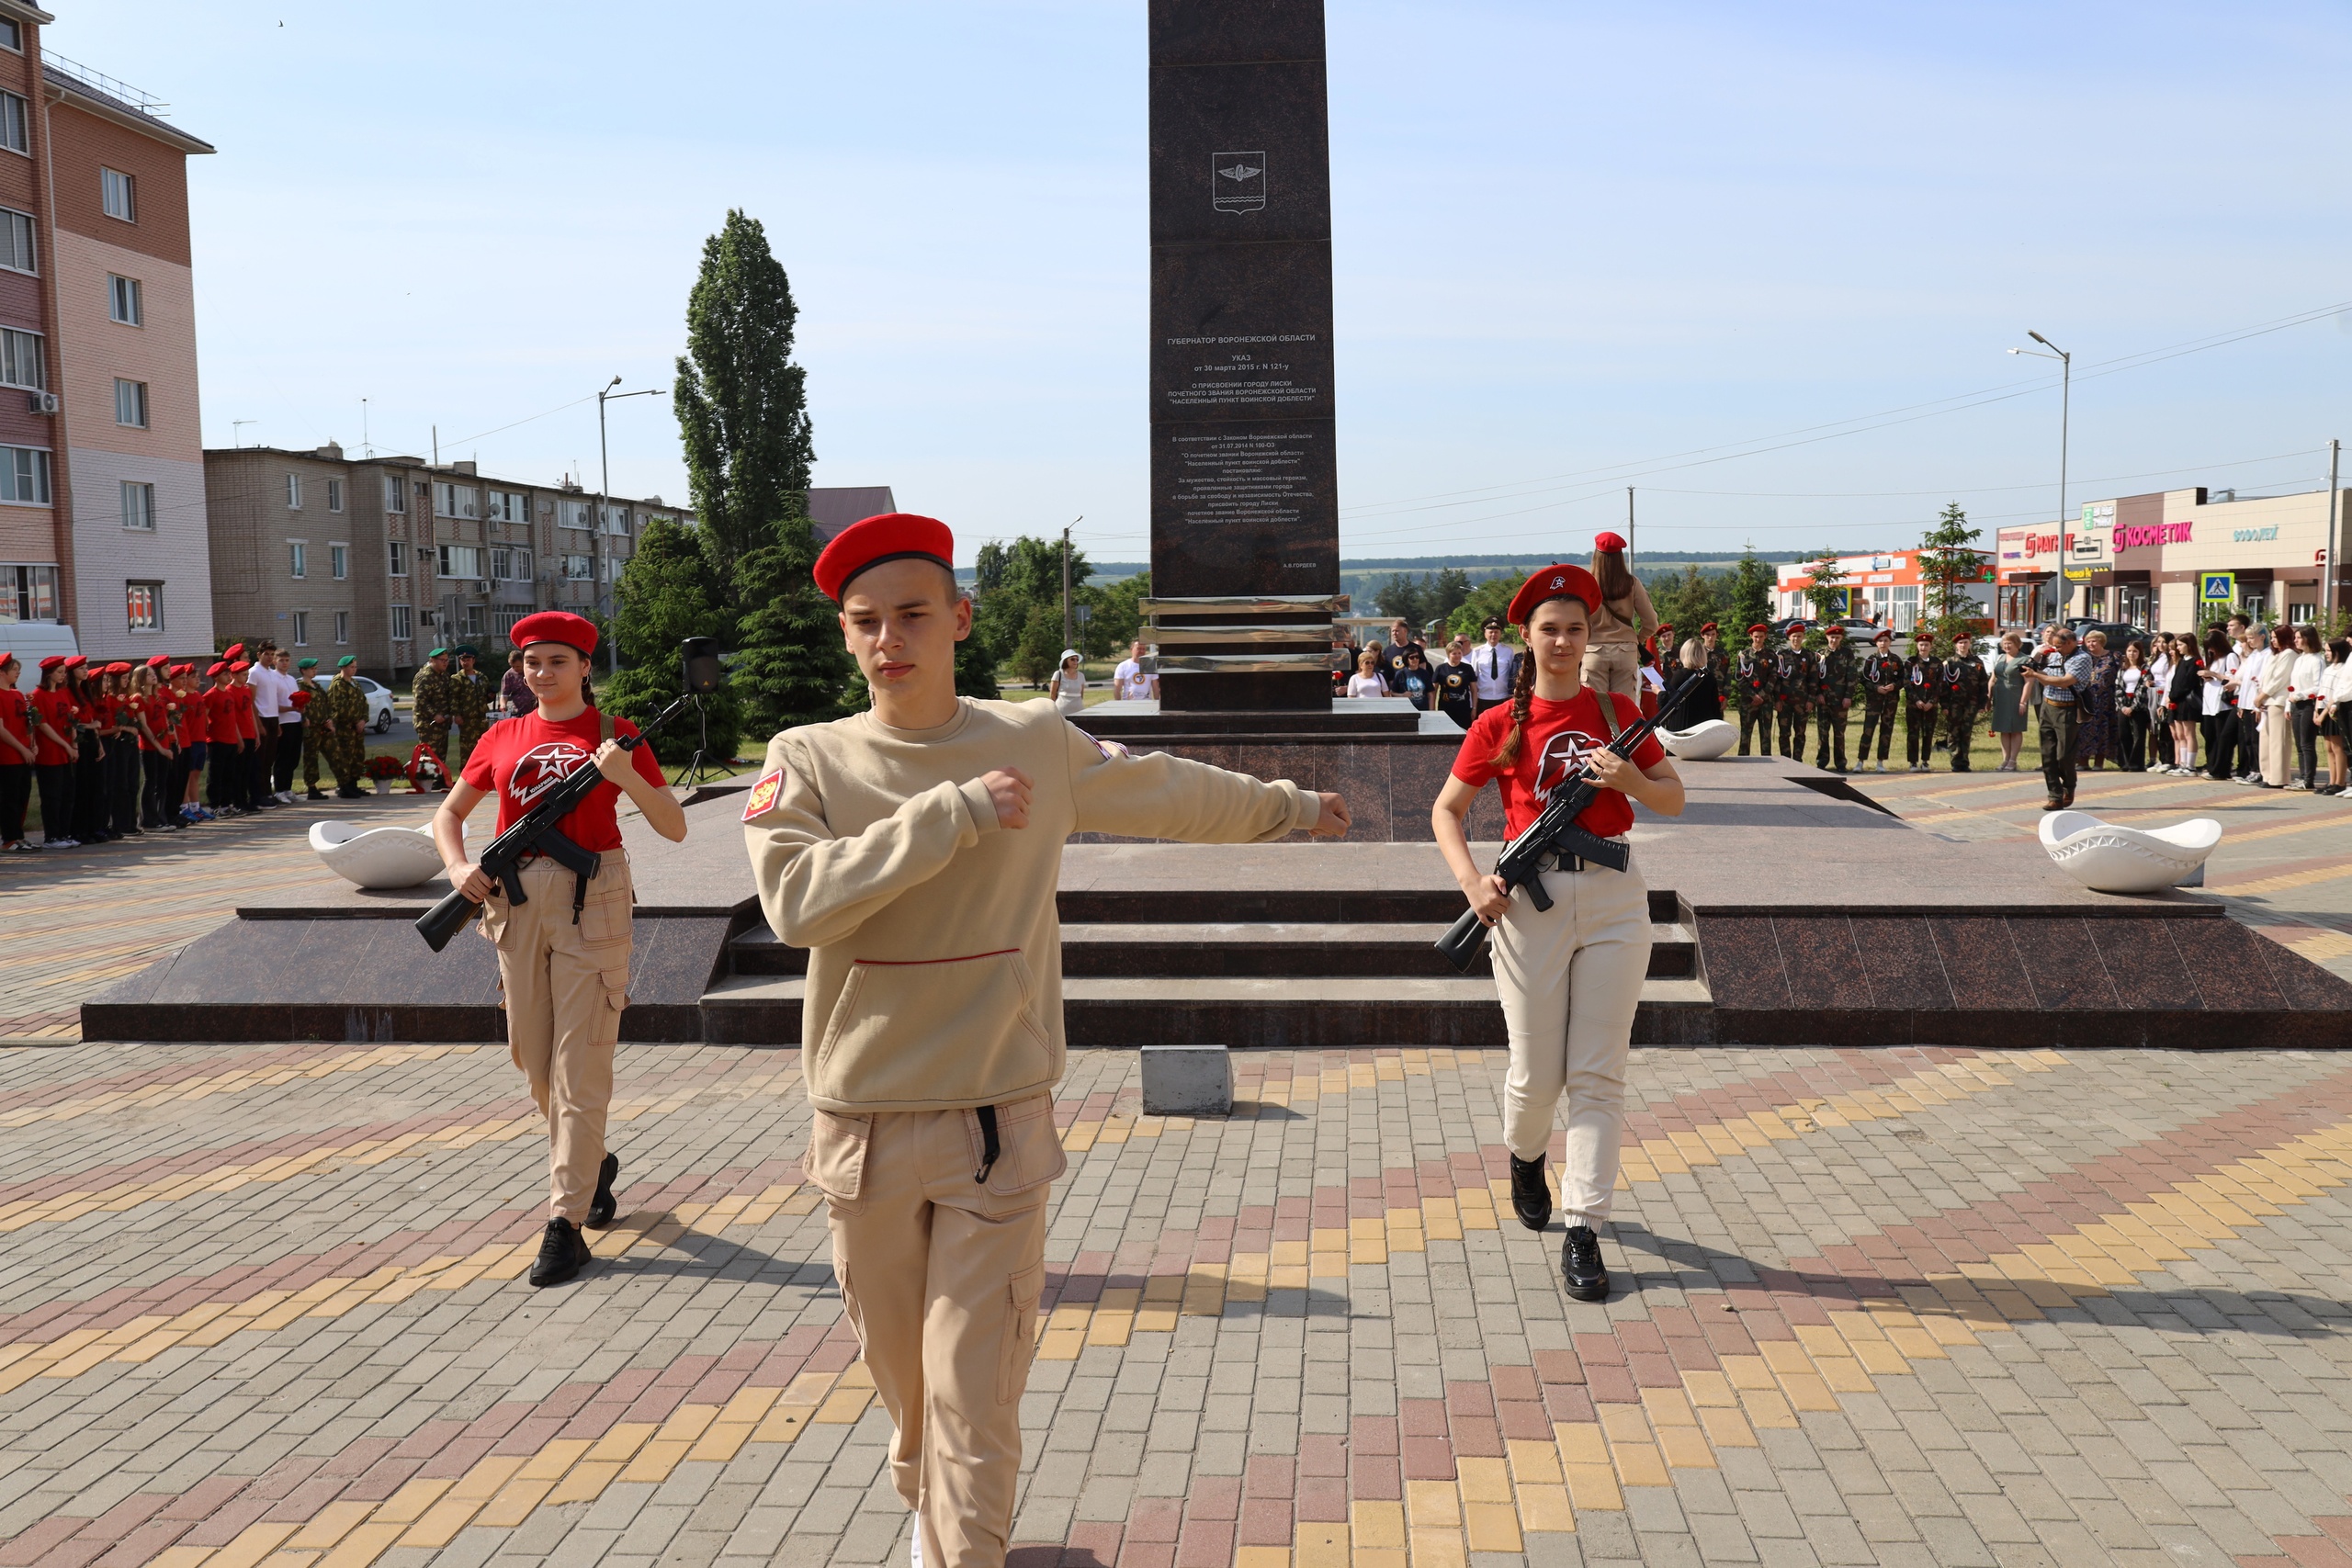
[741,767,786,822]
[1072,727,1131,761]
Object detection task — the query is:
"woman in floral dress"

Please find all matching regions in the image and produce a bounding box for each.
[2075,629,2120,769]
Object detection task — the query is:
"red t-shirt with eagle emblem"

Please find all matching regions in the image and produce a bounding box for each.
[1450,687,1665,840]
[459,707,667,851]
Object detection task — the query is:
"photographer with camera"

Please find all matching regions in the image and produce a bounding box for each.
[431,611,686,1288]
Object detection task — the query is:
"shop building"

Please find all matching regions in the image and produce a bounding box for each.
[1773,547,1994,630]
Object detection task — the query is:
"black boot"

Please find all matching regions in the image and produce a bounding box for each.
[1560,1224,1610,1303]
[1508,1154,1550,1232]
[528,1218,592,1287]
[586,1153,620,1229]
[306,788,329,801]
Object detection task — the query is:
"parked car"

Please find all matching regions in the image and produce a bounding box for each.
[306,672,397,733]
[1770,615,1886,644]
[3,622,77,690]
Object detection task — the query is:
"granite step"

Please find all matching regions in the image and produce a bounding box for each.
[696,971,1713,1049]
[726,917,1694,981]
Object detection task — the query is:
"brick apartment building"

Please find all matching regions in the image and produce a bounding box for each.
[0,5,216,660]
[204,444,690,682]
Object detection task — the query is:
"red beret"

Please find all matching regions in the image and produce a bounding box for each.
[1506,563,1603,626]
[38,655,62,671]
[104,661,131,674]
[145,654,170,670]
[1784,621,1806,633]
[509,609,598,657]
[222,643,243,660]
[62,654,85,668]
[1872,628,1894,642]
[814,513,955,602]
[229,660,251,672]
[1701,622,1718,633]
[1592,531,1627,553]
[1747,623,1770,636]
[206,661,227,677]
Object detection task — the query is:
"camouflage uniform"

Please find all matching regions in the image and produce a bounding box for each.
[320,673,371,795]
[1855,646,1905,770]
[1902,644,1942,770]
[451,663,492,765]
[1939,647,1990,773]
[1773,641,1816,761]
[293,671,326,795]
[1812,640,1859,772]
[412,661,455,770]
[1735,647,1776,757]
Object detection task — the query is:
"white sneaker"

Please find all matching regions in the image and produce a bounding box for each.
[276,790,297,805]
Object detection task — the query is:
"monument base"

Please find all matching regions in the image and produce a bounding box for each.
[1077,696,1430,739]
[1158,671,1333,712]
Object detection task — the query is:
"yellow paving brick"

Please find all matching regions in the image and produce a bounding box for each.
[1293,1521,1348,1568]
[1350,1499,1406,1549]
[1611,1442,1669,1488]
[315,1523,403,1568]
[368,1479,452,1526]
[1462,1503,1521,1552]
[1699,1405,1758,1448]
[516,1438,593,1482]
[752,1404,820,1444]
[548,1461,622,1504]
[1741,1389,1799,1428]
[397,1496,483,1551]
[472,1477,557,1529]
[287,1502,377,1551]
[816,1385,874,1423]
[1406,1530,1465,1568]
[1456,1457,1512,1504]
[1517,1483,1577,1534]
[585,1423,659,1463]
[687,1423,757,1462]
[1505,1438,1562,1485]
[1235,1549,1290,1568]
[1657,1426,1716,1469]
[209,1524,299,1568]
[1406,1479,1461,1528]
[619,1439,691,1483]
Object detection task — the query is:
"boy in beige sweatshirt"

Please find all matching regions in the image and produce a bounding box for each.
[742,513,1349,1568]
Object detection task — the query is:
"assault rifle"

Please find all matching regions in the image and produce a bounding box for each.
[414,637,726,953]
[1433,674,1700,975]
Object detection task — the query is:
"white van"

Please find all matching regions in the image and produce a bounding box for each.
[1,623,77,690]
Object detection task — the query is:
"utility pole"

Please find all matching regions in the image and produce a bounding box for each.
[2328,438,2342,625]
[1625,487,1635,572]
[1061,523,1074,653]
[595,378,665,674]
[2009,332,2071,618]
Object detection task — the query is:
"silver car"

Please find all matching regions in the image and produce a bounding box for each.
[307,672,397,733]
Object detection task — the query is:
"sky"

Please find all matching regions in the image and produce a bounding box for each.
[68,1,2352,567]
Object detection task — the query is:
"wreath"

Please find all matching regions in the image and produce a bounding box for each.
[363,755,405,780]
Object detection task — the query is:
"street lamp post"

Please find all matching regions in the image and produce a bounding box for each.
[595,378,665,674]
[2008,332,2071,620]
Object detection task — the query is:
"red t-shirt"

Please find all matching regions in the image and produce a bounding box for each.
[459,707,666,853]
[0,688,30,761]
[206,685,242,744]
[1450,688,1667,840]
[29,687,74,765]
[232,682,258,740]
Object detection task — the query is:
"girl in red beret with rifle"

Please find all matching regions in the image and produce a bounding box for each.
[1430,564,1686,1303]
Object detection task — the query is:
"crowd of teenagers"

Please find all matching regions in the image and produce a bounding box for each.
[0,640,400,852]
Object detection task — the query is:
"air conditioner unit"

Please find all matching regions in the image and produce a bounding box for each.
[474,581,492,595]
[28,391,57,415]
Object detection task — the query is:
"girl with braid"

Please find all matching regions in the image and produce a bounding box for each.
[1430,564,1686,1303]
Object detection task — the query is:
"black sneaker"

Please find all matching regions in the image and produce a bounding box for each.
[528,1218,592,1287]
[586,1153,620,1229]
[1560,1224,1610,1303]
[1508,1154,1550,1232]
[306,789,329,801]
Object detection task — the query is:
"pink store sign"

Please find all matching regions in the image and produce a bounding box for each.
[2113,520,2192,552]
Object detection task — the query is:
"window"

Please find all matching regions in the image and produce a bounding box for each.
[0,446,50,504]
[513,547,532,582]
[125,581,162,634]
[334,611,349,646]
[0,208,32,275]
[113,378,147,428]
[100,167,134,222]
[562,554,594,581]
[434,481,478,519]
[602,505,630,537]
[290,610,309,647]
[382,475,406,513]
[285,472,301,509]
[458,604,485,637]
[0,562,57,620]
[0,327,40,389]
[289,542,307,579]
[387,540,408,576]
[437,544,486,580]
[558,499,592,530]
[326,479,343,513]
[330,545,347,580]
[1892,584,1920,631]
[389,604,413,642]
[119,480,154,531]
[490,547,511,581]
[0,92,26,157]
[107,275,142,326]
[0,18,22,51]
[486,489,527,525]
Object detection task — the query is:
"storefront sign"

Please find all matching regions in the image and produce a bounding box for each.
[2064,567,2094,581]
[2199,571,2236,604]
[2231,525,2280,543]
[2112,520,2191,551]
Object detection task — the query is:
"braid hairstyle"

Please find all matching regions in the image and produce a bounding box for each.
[1488,633,1541,769]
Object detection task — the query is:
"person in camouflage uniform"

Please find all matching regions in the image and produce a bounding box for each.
[1773,622,1816,761]
[1812,622,1859,773]
[1939,631,1990,773]
[1902,630,1942,772]
[1734,623,1776,757]
[451,646,493,765]
[1855,630,1905,772]
[1702,623,1728,700]
[320,656,372,797]
[412,648,455,771]
[293,657,328,798]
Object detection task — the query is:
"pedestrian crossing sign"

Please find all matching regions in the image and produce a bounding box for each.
[2199,571,2235,604]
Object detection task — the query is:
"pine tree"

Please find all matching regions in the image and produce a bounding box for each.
[732,517,853,739]
[1803,547,1849,625]
[1917,502,1987,651]
[673,211,813,582]
[1726,546,1777,633]
[601,518,741,763]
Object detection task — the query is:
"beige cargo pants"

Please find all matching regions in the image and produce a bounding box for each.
[1581,642,1644,703]
[483,852,633,1221]
[806,1095,1064,1568]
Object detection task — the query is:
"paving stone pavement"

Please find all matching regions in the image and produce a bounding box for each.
[6,1038,2352,1568]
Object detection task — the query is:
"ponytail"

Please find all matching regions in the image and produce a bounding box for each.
[1488,637,1540,769]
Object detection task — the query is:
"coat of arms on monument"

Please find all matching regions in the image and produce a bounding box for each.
[1213,151,1266,212]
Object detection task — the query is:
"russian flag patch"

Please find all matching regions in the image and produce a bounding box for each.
[741,767,786,821]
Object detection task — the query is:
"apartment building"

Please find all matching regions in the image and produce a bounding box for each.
[204,444,685,681]
[0,6,216,660]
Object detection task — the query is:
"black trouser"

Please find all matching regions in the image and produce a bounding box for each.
[2235,709,2260,775]
[274,721,303,793]
[2119,708,2149,772]
[1776,703,1808,760]
[74,731,107,838]
[1944,705,1980,771]
[2292,699,2319,784]
[1857,696,1897,761]
[1738,702,1770,756]
[141,750,173,828]
[208,740,240,808]
[248,725,274,804]
[2204,713,2236,780]
[174,742,202,812]
[35,761,69,841]
[2040,702,2082,803]
[0,761,26,842]
[107,739,141,830]
[1813,704,1849,770]
[1905,704,1939,766]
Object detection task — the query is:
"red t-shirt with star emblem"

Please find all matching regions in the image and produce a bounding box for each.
[459,706,667,851]
[1450,687,1666,840]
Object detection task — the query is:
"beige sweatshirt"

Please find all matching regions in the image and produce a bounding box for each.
[743,696,1317,1113]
